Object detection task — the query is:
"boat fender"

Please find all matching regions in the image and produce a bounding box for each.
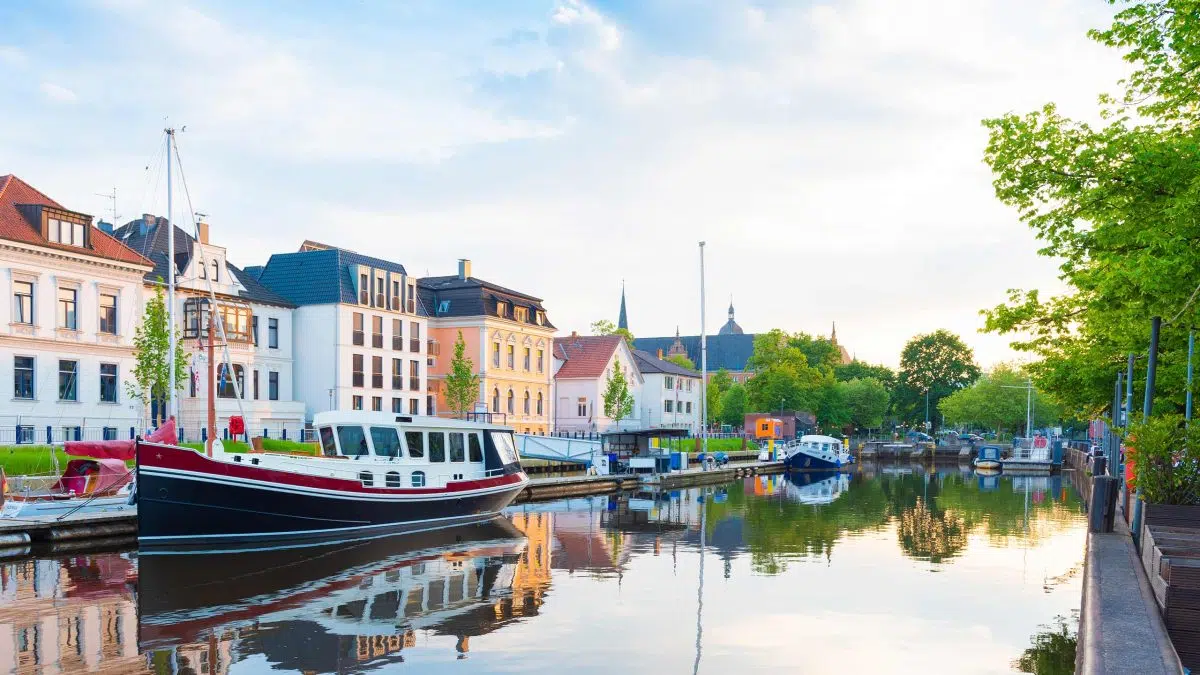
[232,455,242,463]
[251,457,260,466]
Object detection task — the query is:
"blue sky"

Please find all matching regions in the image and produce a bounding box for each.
[1,0,1124,366]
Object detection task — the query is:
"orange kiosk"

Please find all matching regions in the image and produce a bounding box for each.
[755,418,783,461]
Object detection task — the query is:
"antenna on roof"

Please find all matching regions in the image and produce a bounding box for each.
[94,187,120,226]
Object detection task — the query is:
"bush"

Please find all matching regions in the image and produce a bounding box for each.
[1128,415,1200,506]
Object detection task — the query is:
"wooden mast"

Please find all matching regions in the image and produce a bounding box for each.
[207,312,216,456]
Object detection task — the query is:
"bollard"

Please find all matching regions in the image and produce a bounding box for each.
[1088,475,1119,533]
[1090,454,1107,476]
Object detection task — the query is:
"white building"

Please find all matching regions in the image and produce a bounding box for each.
[552,334,643,433]
[111,216,307,442]
[632,349,702,433]
[251,241,429,422]
[0,175,152,444]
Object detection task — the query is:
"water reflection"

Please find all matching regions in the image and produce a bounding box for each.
[0,468,1087,674]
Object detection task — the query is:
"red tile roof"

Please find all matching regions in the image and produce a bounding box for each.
[553,335,624,378]
[0,174,152,266]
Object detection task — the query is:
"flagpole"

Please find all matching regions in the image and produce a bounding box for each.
[699,241,707,456]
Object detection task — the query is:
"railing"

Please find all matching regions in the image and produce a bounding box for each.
[392,335,403,350]
[372,375,384,388]
[352,331,364,346]
[409,377,419,391]
[409,338,420,352]
[392,376,404,390]
[372,333,383,349]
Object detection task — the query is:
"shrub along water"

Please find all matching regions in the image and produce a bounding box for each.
[1128,416,1200,506]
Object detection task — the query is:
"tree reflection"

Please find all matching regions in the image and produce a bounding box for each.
[896,499,968,562]
[1013,614,1077,674]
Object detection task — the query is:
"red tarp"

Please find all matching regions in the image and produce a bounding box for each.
[64,417,177,460]
[53,458,132,496]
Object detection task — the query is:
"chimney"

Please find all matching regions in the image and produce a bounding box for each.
[657,349,663,359]
[458,258,471,280]
[197,221,210,245]
[570,330,578,339]
[97,221,114,235]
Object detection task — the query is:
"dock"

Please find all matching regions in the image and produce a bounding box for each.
[640,460,785,489]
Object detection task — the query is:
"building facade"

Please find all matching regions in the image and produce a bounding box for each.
[420,259,555,434]
[112,215,306,441]
[252,241,429,421]
[0,175,152,444]
[552,334,643,433]
[632,349,702,433]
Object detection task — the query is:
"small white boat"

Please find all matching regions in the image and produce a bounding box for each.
[1,433,141,520]
[781,435,844,471]
[973,445,1002,471]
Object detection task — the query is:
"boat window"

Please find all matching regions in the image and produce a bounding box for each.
[468,434,483,462]
[411,471,426,487]
[359,471,373,486]
[338,426,370,456]
[448,432,465,462]
[319,427,337,457]
[404,431,424,458]
[490,431,519,465]
[385,471,402,488]
[429,432,446,462]
[370,427,402,458]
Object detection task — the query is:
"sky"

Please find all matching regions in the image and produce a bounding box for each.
[0,0,1128,368]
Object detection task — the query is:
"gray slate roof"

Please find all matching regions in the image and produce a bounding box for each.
[632,349,700,377]
[633,333,757,373]
[111,217,294,307]
[255,246,427,314]
[417,275,554,329]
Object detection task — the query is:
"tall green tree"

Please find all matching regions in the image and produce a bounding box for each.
[938,364,1059,435]
[840,377,890,430]
[443,330,480,418]
[128,285,189,426]
[665,354,695,370]
[835,360,896,390]
[603,364,635,426]
[719,384,748,427]
[745,330,826,414]
[590,319,635,346]
[788,332,841,375]
[896,330,981,428]
[707,369,733,424]
[981,0,1200,417]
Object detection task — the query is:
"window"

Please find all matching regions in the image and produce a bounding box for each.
[449,432,465,462]
[537,349,544,373]
[252,316,259,345]
[385,471,402,488]
[405,431,424,458]
[492,342,501,368]
[490,431,519,465]
[409,398,419,415]
[392,280,400,309]
[13,281,32,325]
[319,427,338,457]
[468,434,483,462]
[506,344,514,369]
[337,425,369,456]
[269,371,279,401]
[429,432,446,462]
[409,360,419,391]
[407,282,415,313]
[352,395,364,410]
[515,306,528,323]
[409,322,420,352]
[99,294,117,334]
[352,354,364,387]
[437,300,450,314]
[189,367,196,397]
[687,379,693,392]
[392,358,403,389]
[100,363,118,403]
[59,360,78,400]
[15,426,33,444]
[496,301,507,318]
[14,356,33,399]
[492,388,501,413]
[58,288,77,330]
[252,370,260,399]
[411,471,426,487]
[536,392,544,416]
[211,260,220,283]
[372,396,382,412]
[536,310,546,325]
[686,401,693,414]
[375,275,385,308]
[392,397,403,413]
[392,319,402,350]
[507,389,515,414]
[360,273,370,305]
[199,262,206,279]
[103,427,117,441]
[577,398,587,417]
[372,356,383,388]
[372,316,383,348]
[352,313,364,346]
[523,347,531,371]
[664,376,674,390]
[664,400,674,413]
[47,217,85,246]
[217,364,245,398]
[183,298,252,342]
[523,390,531,415]
[268,318,279,349]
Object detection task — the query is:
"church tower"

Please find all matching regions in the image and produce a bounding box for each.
[618,281,628,331]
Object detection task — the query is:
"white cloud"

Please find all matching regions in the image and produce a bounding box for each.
[39,82,77,103]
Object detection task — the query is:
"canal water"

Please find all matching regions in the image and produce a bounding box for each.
[0,467,1086,674]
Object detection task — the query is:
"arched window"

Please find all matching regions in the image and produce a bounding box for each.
[523,390,531,414]
[536,392,544,416]
[492,388,500,413]
[411,470,425,487]
[385,471,402,488]
[507,389,515,414]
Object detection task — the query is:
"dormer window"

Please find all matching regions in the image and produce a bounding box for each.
[514,306,528,323]
[46,215,87,248]
[536,310,546,326]
[496,301,507,318]
[211,260,220,283]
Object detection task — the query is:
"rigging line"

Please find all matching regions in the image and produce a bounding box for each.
[134,133,167,217]
[1165,278,1200,327]
[171,133,248,416]
[137,135,168,235]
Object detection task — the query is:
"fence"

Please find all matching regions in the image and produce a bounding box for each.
[0,419,310,445]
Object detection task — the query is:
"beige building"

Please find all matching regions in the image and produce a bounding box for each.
[420,260,555,434]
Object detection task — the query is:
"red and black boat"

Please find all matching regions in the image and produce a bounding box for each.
[136,412,529,553]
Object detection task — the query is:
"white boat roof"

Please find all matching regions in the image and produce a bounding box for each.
[799,434,842,444]
[312,411,514,432]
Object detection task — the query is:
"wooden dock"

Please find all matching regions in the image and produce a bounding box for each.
[640,460,785,490]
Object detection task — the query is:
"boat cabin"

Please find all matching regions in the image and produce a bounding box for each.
[796,435,843,455]
[308,412,523,488]
[977,445,1003,463]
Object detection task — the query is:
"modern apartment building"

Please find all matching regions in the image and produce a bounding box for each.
[0,174,152,443]
[251,241,428,421]
[419,259,555,433]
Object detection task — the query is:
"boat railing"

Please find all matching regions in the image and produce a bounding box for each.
[216,452,514,487]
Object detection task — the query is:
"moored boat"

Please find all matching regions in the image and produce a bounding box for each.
[973,445,1003,471]
[136,411,529,552]
[780,434,844,471]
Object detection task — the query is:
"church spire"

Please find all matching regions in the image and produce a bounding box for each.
[618,280,628,331]
[831,321,838,344]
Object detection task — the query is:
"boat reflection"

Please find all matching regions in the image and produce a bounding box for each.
[139,518,530,670]
[779,471,851,505]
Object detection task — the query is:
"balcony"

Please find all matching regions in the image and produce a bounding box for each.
[409,377,419,390]
[352,373,364,388]
[372,374,384,388]
[352,330,364,346]
[372,333,383,349]
[392,376,404,390]
[409,338,420,353]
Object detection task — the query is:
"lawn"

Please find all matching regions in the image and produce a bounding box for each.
[0,437,319,476]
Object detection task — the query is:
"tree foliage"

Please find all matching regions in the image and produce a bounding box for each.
[895,330,981,427]
[981,0,1200,418]
[938,364,1060,435]
[835,360,896,389]
[603,364,635,424]
[128,285,189,425]
[590,319,635,346]
[665,353,695,370]
[708,368,733,426]
[840,378,890,430]
[719,384,748,427]
[444,330,480,418]
[745,330,827,415]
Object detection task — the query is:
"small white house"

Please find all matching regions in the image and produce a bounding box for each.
[632,349,702,433]
[0,174,152,444]
[552,334,643,433]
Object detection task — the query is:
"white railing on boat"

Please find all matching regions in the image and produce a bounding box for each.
[198,451,515,489]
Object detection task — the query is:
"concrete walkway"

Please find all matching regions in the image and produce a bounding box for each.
[1079,515,1183,674]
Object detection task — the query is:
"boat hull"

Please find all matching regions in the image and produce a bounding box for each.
[782,450,842,471]
[136,442,529,553]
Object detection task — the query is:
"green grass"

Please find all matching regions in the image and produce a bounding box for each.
[181,438,318,455]
[654,437,757,455]
[0,446,71,476]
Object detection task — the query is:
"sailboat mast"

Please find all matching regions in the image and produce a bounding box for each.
[166,128,177,425]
